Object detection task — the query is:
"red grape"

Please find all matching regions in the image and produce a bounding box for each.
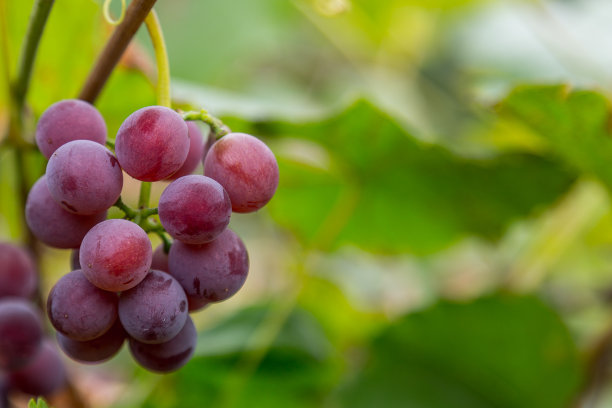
[8,341,66,396]
[167,121,204,180]
[204,133,279,213]
[129,316,196,373]
[47,270,118,341]
[57,320,126,363]
[158,175,231,244]
[0,243,36,299]
[168,229,249,304]
[80,219,152,292]
[35,99,107,159]
[151,244,169,272]
[119,270,188,344]
[46,140,123,215]
[115,106,189,181]
[26,176,107,249]
[0,299,43,370]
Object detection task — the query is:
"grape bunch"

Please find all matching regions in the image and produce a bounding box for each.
[0,243,66,405]
[25,99,279,374]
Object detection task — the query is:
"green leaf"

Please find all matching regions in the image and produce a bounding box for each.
[223,99,575,254]
[499,85,612,192]
[28,397,50,408]
[338,294,582,408]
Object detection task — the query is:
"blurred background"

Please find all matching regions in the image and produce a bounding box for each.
[5,0,612,406]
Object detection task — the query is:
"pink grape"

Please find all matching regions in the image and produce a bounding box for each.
[47,270,118,341]
[46,140,123,215]
[80,219,152,292]
[57,320,126,364]
[115,106,189,181]
[8,341,66,396]
[151,244,169,272]
[35,99,107,159]
[0,299,43,370]
[26,176,107,249]
[204,133,279,213]
[168,229,249,305]
[158,175,231,244]
[167,121,204,180]
[0,243,37,299]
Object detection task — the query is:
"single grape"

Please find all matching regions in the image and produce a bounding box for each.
[46,140,123,215]
[168,229,249,305]
[8,341,66,396]
[70,248,81,270]
[80,219,152,292]
[129,316,196,373]
[119,270,188,344]
[151,244,169,272]
[115,106,189,181]
[0,243,37,299]
[158,175,231,244]
[35,99,107,159]
[26,176,107,249]
[47,270,118,341]
[57,320,126,363]
[204,133,279,213]
[186,296,210,313]
[167,121,204,180]
[0,299,43,370]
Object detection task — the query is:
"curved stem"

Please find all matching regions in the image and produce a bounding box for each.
[138,181,152,209]
[144,9,170,108]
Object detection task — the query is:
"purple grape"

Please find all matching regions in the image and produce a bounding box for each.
[129,316,196,373]
[0,374,7,408]
[115,106,189,181]
[70,249,81,270]
[204,133,279,213]
[167,121,205,180]
[119,270,188,344]
[0,299,43,370]
[46,140,123,215]
[186,296,210,313]
[80,219,152,292]
[201,129,218,166]
[168,229,249,304]
[0,243,37,299]
[158,175,231,244]
[35,99,107,159]
[47,270,118,341]
[151,244,169,272]
[57,320,126,363]
[9,340,66,396]
[26,176,107,249]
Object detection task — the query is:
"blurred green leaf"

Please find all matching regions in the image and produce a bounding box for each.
[224,99,575,254]
[499,85,612,192]
[338,294,582,408]
[28,397,50,408]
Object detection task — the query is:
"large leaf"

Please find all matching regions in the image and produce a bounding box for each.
[499,85,612,192]
[223,99,575,254]
[338,294,582,408]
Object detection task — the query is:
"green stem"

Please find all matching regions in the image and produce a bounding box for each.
[144,9,170,108]
[182,109,228,138]
[12,0,54,112]
[157,231,172,253]
[138,181,152,209]
[114,196,138,218]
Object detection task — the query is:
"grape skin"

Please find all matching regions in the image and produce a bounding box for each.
[26,176,107,249]
[8,341,66,396]
[0,299,43,370]
[129,316,196,373]
[204,133,279,213]
[47,270,118,341]
[35,99,107,159]
[119,270,188,344]
[151,244,169,272]
[46,140,123,215]
[159,175,231,244]
[168,229,249,304]
[0,243,37,299]
[57,320,126,364]
[80,219,152,292]
[167,121,204,180]
[115,106,189,181]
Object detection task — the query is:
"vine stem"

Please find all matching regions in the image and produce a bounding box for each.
[78,0,157,103]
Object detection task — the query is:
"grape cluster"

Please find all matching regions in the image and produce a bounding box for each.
[0,243,66,404]
[25,99,279,374]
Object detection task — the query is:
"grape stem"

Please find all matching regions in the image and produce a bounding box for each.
[144,9,170,108]
[182,109,229,139]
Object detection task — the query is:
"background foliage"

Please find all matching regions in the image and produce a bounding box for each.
[5,0,612,406]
